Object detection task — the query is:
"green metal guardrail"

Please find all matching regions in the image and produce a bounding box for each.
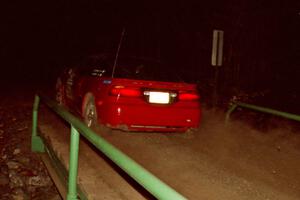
[31,95,187,200]
[225,102,300,124]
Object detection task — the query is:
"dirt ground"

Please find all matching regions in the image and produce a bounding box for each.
[97,110,300,200]
[1,87,300,199]
[40,99,300,199]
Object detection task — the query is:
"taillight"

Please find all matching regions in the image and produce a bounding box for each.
[178,92,200,101]
[110,86,141,97]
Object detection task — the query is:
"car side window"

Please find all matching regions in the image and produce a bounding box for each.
[90,68,106,77]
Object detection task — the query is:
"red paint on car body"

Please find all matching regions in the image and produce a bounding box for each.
[57,58,201,132]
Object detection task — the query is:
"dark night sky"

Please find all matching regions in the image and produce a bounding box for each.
[0,0,299,92]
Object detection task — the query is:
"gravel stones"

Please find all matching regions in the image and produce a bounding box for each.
[0,173,9,186]
[0,99,61,199]
[13,148,21,155]
[6,161,22,170]
[11,187,29,200]
[27,176,52,187]
[9,170,25,188]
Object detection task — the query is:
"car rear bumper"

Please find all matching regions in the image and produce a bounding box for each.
[100,103,201,132]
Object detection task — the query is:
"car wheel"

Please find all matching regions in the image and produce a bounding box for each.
[83,95,98,128]
[56,78,65,105]
[181,128,198,139]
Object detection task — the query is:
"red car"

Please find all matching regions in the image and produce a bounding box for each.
[56,55,201,132]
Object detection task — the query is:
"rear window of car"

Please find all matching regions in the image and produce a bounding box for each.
[116,58,183,82]
[85,55,182,82]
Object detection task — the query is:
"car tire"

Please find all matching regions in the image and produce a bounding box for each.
[83,94,98,128]
[180,128,198,139]
[56,78,65,105]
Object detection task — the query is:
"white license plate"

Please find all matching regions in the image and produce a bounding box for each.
[149,92,170,104]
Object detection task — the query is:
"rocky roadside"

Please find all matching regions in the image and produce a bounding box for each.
[0,93,61,200]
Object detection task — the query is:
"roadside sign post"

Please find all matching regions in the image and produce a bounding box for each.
[211,29,224,107]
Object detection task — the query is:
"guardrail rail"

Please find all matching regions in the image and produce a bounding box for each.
[226,102,300,124]
[31,94,187,200]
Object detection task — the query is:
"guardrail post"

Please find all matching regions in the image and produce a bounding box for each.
[31,95,44,152]
[225,103,238,124]
[66,125,80,200]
